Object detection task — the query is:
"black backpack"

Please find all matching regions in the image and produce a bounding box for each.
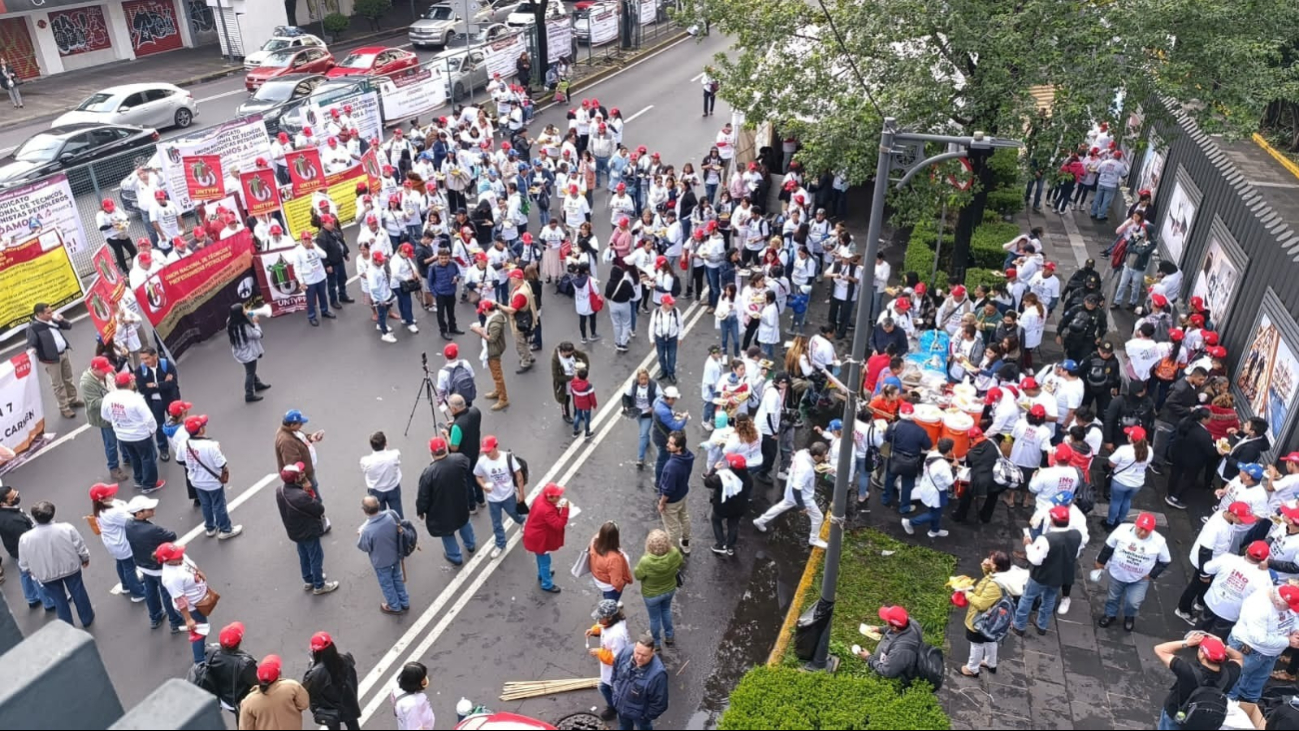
[1085,357,1110,388]
[392,511,419,558]
[446,363,477,404]
[669,274,682,298]
[1176,686,1229,730]
[913,642,945,690]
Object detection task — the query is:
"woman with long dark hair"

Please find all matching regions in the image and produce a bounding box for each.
[587,520,633,601]
[1103,425,1152,530]
[389,661,435,729]
[303,632,361,730]
[227,304,270,403]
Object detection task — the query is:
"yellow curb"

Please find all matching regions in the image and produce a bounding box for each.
[1252,133,1299,182]
[765,514,835,666]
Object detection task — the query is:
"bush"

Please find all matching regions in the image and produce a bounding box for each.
[985,187,1024,217]
[322,12,349,37]
[963,267,1005,296]
[969,221,1020,270]
[354,0,391,24]
[720,666,950,730]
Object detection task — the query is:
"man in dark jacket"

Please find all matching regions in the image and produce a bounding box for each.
[1160,368,1208,425]
[1056,294,1108,363]
[869,317,909,358]
[274,462,339,595]
[706,453,753,555]
[1102,381,1155,450]
[443,395,484,509]
[429,248,463,338]
[858,605,923,680]
[881,403,933,514]
[1082,342,1122,414]
[1061,258,1103,306]
[1219,417,1271,483]
[658,431,695,555]
[315,215,352,308]
[1165,408,1216,510]
[135,347,181,461]
[201,621,258,717]
[1013,506,1083,635]
[0,485,55,610]
[124,495,183,629]
[415,436,477,566]
[26,302,81,418]
[611,634,669,730]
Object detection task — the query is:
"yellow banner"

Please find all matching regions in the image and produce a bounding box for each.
[283,165,367,240]
[0,231,83,339]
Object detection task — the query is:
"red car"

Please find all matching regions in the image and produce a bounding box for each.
[245,47,335,91]
[326,46,420,79]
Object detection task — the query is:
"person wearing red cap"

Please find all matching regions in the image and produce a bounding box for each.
[855,605,923,679]
[1176,500,1258,625]
[1154,631,1242,730]
[96,195,136,274]
[1197,539,1273,638]
[238,654,310,729]
[702,452,753,555]
[1225,583,1299,704]
[275,461,339,595]
[186,415,242,540]
[89,482,147,602]
[80,355,128,480]
[415,436,477,566]
[1011,504,1082,636]
[522,483,570,593]
[1095,512,1170,632]
[473,435,527,559]
[148,188,182,254]
[291,230,333,326]
[935,284,974,337]
[1005,403,1053,509]
[303,631,361,729]
[101,371,165,493]
[200,621,258,717]
[155,541,216,663]
[1102,425,1153,531]
[471,299,512,410]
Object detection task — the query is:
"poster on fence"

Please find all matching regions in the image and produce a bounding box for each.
[159,116,273,212]
[286,148,327,198]
[308,91,383,148]
[486,31,527,81]
[133,230,256,357]
[379,68,448,122]
[0,173,91,255]
[0,351,49,474]
[361,148,383,195]
[183,154,226,202]
[253,244,306,316]
[0,231,84,340]
[638,0,656,25]
[589,4,619,45]
[282,165,367,239]
[240,169,283,218]
[547,21,573,64]
[84,244,144,344]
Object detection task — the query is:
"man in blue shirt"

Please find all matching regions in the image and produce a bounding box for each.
[428,248,463,339]
[612,635,669,730]
[356,495,408,615]
[651,387,689,486]
[658,430,695,555]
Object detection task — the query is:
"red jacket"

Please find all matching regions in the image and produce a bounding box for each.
[1060,159,1086,182]
[571,377,597,411]
[523,498,569,554]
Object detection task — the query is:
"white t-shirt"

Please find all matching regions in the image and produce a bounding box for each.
[1029,464,1081,509]
[391,689,436,731]
[563,194,591,227]
[1203,554,1272,622]
[1104,524,1170,583]
[184,437,227,491]
[1125,338,1169,381]
[1189,512,1240,568]
[1009,419,1052,469]
[473,452,520,503]
[1107,444,1150,489]
[150,202,181,238]
[161,556,208,610]
[1215,477,1269,518]
[1049,376,1085,425]
[596,620,631,686]
[292,244,328,285]
[360,449,402,492]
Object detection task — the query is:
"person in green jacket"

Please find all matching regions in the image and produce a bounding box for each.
[81,355,127,481]
[634,529,683,649]
[960,551,1009,677]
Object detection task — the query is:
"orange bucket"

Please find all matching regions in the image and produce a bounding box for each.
[942,411,974,457]
[914,404,943,447]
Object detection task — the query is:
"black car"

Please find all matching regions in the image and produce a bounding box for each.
[0,123,158,192]
[235,73,328,134]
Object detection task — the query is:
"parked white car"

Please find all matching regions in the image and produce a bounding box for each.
[53,83,198,130]
[243,31,327,70]
[504,0,567,28]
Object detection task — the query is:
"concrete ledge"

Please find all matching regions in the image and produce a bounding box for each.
[1253,133,1299,182]
[110,680,224,730]
[765,518,832,666]
[0,621,124,728]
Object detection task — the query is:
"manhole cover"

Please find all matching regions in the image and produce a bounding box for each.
[554,712,607,730]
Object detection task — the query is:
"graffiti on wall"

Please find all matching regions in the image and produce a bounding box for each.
[122,0,184,56]
[184,0,216,36]
[49,6,113,57]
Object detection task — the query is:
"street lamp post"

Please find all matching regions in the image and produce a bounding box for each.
[806,117,1021,672]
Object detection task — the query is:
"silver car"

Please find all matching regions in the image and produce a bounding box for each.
[431,48,489,102]
[409,3,463,48]
[53,83,199,130]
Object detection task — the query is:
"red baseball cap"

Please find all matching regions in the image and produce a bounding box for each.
[1189,314,1205,328]
[898,402,914,417]
[167,400,193,417]
[481,435,499,451]
[984,387,1003,405]
[1135,512,1157,531]
[1247,540,1271,561]
[310,631,333,652]
[1199,636,1227,662]
[443,343,459,359]
[1052,443,1073,464]
[1044,262,1056,272]
[725,453,747,470]
[662,295,676,307]
[429,436,448,453]
[1280,502,1299,521]
[1020,377,1039,389]
[184,414,209,435]
[279,461,306,483]
[1005,268,1017,278]
[1124,425,1147,442]
[1190,295,1205,310]
[894,297,911,311]
[1228,501,1258,523]
[542,482,565,499]
[256,654,282,683]
[1169,327,1184,342]
[90,356,115,374]
[155,542,184,562]
[967,425,985,441]
[952,285,966,298]
[1030,404,1047,419]
[878,605,909,628]
[1281,452,1299,464]
[219,621,245,648]
[1204,331,1220,346]
[914,282,927,295]
[89,483,119,501]
[1281,585,1299,612]
[1049,505,1071,524]
[115,371,134,387]
[1207,346,1227,359]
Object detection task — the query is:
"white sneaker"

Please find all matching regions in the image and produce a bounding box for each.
[809,538,828,549]
[1174,608,1197,625]
[490,546,503,559]
[776,471,789,481]
[375,324,381,331]
[204,528,218,537]
[381,333,397,343]
[217,525,243,540]
[901,518,914,535]
[407,324,419,333]
[752,519,767,533]
[927,530,949,538]
[1057,597,1072,615]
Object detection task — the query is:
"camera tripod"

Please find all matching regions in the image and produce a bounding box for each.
[404,352,444,436]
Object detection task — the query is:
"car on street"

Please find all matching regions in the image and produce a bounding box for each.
[473,0,521,25]
[0,123,157,191]
[245,47,336,91]
[54,83,198,131]
[504,0,567,28]
[408,3,464,48]
[573,0,619,44]
[430,47,488,102]
[235,73,328,133]
[326,46,420,79]
[242,30,327,70]
[277,78,370,135]
[469,22,512,46]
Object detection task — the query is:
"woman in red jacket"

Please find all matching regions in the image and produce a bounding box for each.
[1054,153,1086,214]
[523,483,571,594]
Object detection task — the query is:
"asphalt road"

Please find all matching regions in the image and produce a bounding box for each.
[1,31,819,730]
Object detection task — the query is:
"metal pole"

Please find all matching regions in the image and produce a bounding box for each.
[931,199,945,282]
[807,117,896,670]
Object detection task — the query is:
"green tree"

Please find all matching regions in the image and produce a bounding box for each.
[354,0,392,30]
[688,0,1299,273]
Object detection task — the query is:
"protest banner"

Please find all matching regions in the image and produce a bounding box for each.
[253,244,307,317]
[361,148,383,198]
[183,154,226,202]
[379,67,448,122]
[0,231,84,339]
[0,351,48,472]
[158,116,272,211]
[286,148,327,198]
[282,164,367,239]
[0,174,91,255]
[589,4,619,45]
[486,31,527,81]
[240,168,283,218]
[308,90,383,145]
[548,21,573,64]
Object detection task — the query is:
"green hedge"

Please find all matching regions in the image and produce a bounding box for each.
[968,221,1020,270]
[719,666,950,730]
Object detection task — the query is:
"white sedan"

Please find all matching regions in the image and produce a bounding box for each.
[243,32,327,70]
[54,83,198,130]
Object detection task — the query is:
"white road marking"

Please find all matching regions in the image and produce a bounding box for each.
[624,105,654,123]
[0,145,13,155]
[16,423,91,465]
[197,89,247,103]
[690,72,704,82]
[356,303,710,722]
[177,472,279,546]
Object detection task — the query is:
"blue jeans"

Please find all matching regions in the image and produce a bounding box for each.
[1107,482,1139,526]
[619,717,654,731]
[908,493,948,533]
[855,455,871,500]
[100,427,120,471]
[573,409,593,435]
[655,336,678,380]
[654,440,670,486]
[120,437,157,489]
[535,551,555,590]
[719,316,740,357]
[1114,265,1144,307]
[1013,577,1059,632]
[637,416,652,462]
[297,537,325,589]
[114,557,145,599]
[376,301,391,334]
[187,608,207,664]
[702,389,717,426]
[1159,709,1183,730]
[761,342,776,360]
[305,279,330,320]
[1024,176,1044,208]
[440,522,477,564]
[20,569,53,608]
[629,304,638,333]
[488,495,524,549]
[327,263,349,303]
[880,469,917,514]
[367,486,403,518]
[1103,575,1150,618]
[602,587,623,601]
[1230,636,1275,702]
[705,182,718,204]
[196,488,233,534]
[595,156,610,187]
[705,267,721,309]
[374,563,410,610]
[644,589,676,645]
[396,289,415,325]
[1090,184,1118,219]
[44,570,94,627]
[142,571,182,628]
[600,682,614,708]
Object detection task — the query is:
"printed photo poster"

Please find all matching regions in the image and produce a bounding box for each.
[308,91,383,148]
[159,116,272,212]
[240,169,283,218]
[0,174,91,255]
[1135,130,1165,199]
[183,154,225,202]
[252,244,306,317]
[1190,232,1242,324]
[0,351,50,475]
[361,148,383,196]
[1236,311,1299,442]
[588,4,619,46]
[547,20,573,64]
[285,148,327,198]
[0,231,84,340]
[134,230,256,357]
[1158,175,1198,265]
